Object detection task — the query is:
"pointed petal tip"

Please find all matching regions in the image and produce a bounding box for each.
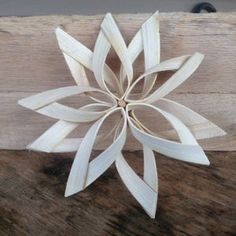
[153,10,159,17]
[55,27,68,42]
[26,144,32,150]
[25,143,33,152]
[55,27,64,37]
[146,207,157,219]
[204,158,210,166]
[218,128,227,137]
[17,98,25,107]
[105,12,112,17]
[64,191,71,198]
[55,26,61,33]
[26,143,52,153]
[194,148,210,166]
[104,12,113,21]
[146,193,158,219]
[147,205,157,219]
[64,181,84,198]
[17,99,22,106]
[150,214,156,219]
[18,98,32,109]
[26,145,39,153]
[143,10,160,26]
[64,186,80,198]
[199,154,210,166]
[195,52,205,60]
[64,187,74,198]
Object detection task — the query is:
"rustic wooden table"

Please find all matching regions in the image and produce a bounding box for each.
[0,150,235,235]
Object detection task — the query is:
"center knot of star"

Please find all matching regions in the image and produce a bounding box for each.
[117,99,127,108]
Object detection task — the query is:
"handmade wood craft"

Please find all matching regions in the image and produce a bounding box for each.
[18,11,226,218]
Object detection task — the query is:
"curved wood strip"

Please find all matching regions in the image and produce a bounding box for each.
[65,107,127,197]
[37,102,114,123]
[101,13,133,86]
[141,11,160,96]
[143,53,204,104]
[125,55,190,101]
[93,30,121,98]
[154,98,226,139]
[18,86,116,110]
[127,103,210,165]
[116,153,157,218]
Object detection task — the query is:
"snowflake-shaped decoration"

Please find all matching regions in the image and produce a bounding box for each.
[18,12,226,218]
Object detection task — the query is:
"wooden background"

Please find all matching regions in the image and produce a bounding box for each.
[0,13,236,235]
[0,150,235,235]
[0,13,235,151]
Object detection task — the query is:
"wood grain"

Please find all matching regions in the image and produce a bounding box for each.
[0,13,235,150]
[0,150,235,235]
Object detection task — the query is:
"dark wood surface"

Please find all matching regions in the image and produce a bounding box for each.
[0,150,235,235]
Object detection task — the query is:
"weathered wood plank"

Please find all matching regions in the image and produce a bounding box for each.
[0,150,235,235]
[0,13,235,150]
